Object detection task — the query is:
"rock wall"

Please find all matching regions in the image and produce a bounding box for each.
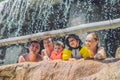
[0,58,120,80]
[115,47,120,58]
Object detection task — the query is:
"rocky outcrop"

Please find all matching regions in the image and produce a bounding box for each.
[0,0,119,66]
[115,47,120,58]
[0,58,120,80]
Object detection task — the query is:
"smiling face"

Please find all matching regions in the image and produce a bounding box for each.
[68,37,80,48]
[29,42,40,54]
[85,33,98,50]
[43,38,54,51]
[54,45,63,53]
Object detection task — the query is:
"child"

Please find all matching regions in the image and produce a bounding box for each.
[50,41,64,60]
[62,34,91,61]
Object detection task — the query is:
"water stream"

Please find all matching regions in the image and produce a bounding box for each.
[0,0,120,65]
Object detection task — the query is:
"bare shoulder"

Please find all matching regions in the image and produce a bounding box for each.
[18,55,25,63]
[18,54,27,63]
[37,54,43,61]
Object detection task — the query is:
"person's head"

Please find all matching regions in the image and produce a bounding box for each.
[28,41,40,54]
[85,32,99,50]
[54,41,64,53]
[43,38,54,51]
[66,34,82,49]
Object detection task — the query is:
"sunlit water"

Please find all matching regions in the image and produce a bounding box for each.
[0,0,120,65]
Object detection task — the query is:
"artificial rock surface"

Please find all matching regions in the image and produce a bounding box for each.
[0,58,120,80]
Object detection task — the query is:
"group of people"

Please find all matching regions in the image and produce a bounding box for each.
[18,32,107,63]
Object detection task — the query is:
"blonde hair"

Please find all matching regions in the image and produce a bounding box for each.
[89,32,99,41]
[88,32,99,48]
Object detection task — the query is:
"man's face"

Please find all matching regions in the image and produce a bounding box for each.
[29,42,40,54]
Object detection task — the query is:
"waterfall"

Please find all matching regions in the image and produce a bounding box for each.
[0,0,119,65]
[0,0,64,38]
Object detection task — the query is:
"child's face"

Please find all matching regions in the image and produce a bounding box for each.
[54,45,63,53]
[68,37,79,48]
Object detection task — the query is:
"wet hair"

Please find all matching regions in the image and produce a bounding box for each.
[43,38,53,42]
[65,34,82,49]
[27,40,41,54]
[40,37,54,49]
[88,32,99,48]
[89,32,99,41]
[29,41,40,46]
[54,41,64,48]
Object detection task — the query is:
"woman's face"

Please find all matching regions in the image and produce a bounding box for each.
[85,34,98,49]
[68,37,79,48]
[43,38,54,50]
[29,42,40,54]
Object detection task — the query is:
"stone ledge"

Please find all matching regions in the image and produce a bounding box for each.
[0,58,120,80]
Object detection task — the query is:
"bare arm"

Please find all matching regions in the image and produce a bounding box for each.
[41,49,51,60]
[94,47,107,59]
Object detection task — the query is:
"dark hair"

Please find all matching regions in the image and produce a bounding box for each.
[40,38,53,49]
[29,41,40,46]
[27,40,41,54]
[65,34,82,49]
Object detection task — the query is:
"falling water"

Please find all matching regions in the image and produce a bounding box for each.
[0,0,68,38]
[0,0,120,65]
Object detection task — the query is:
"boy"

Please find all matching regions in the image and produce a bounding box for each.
[50,41,64,60]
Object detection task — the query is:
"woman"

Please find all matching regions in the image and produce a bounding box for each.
[41,38,54,60]
[85,32,106,59]
[62,34,91,60]
[18,41,42,63]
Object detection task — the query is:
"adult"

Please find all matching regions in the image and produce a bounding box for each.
[18,41,42,63]
[41,38,54,60]
[85,32,106,59]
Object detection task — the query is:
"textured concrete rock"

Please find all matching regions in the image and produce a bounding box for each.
[0,58,120,80]
[115,47,120,58]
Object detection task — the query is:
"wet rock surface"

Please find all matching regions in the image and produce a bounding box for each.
[0,58,120,80]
